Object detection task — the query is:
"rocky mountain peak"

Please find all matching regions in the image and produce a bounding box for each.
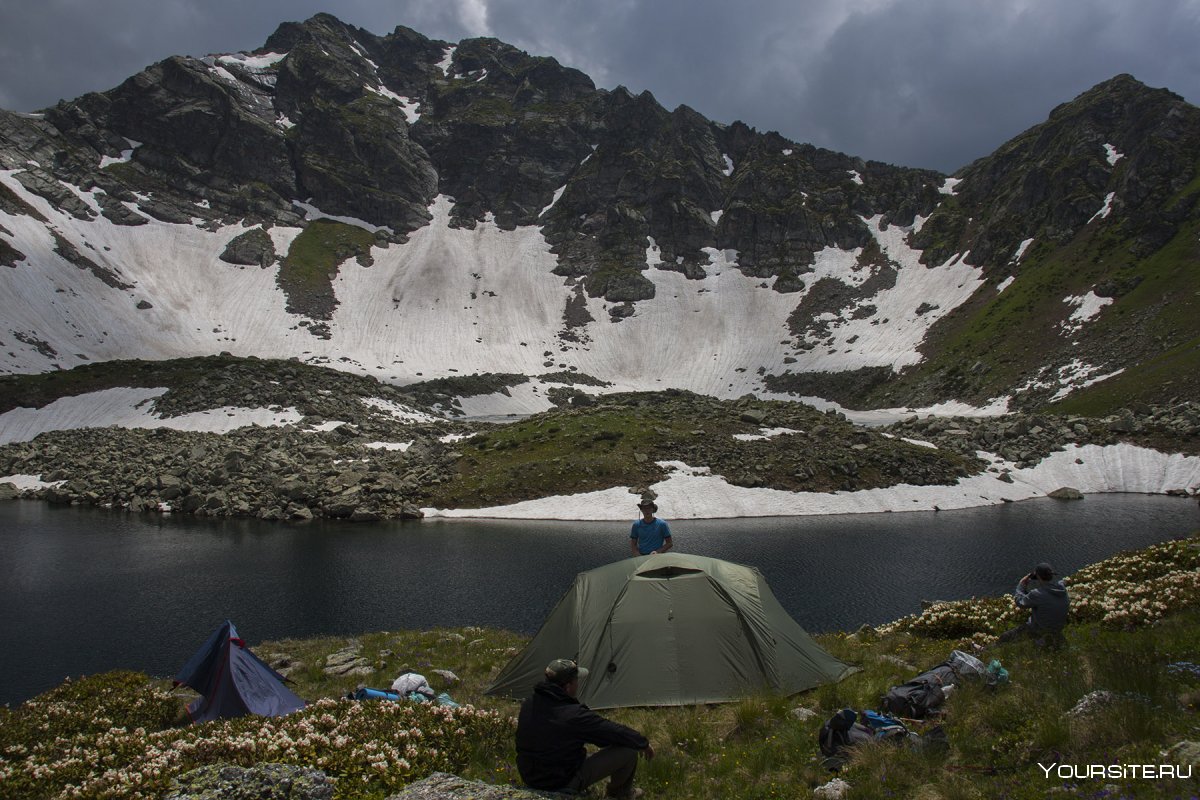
[263,12,378,54]
[0,16,1196,413]
[914,73,1200,269]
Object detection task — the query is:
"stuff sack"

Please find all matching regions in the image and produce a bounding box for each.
[859,709,909,736]
[351,687,403,702]
[391,672,435,698]
[948,650,986,679]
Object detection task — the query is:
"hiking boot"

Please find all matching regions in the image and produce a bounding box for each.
[608,789,643,800]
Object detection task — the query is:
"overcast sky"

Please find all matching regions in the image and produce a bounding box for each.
[2,0,1198,173]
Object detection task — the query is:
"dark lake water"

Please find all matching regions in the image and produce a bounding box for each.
[2,494,1197,706]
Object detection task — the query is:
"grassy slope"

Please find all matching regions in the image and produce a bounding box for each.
[3,535,1198,799]
[425,392,978,509]
[868,209,1200,414]
[278,219,377,319]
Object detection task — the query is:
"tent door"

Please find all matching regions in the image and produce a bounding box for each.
[588,573,761,707]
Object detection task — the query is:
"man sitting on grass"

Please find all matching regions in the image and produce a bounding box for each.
[516,659,654,798]
[998,562,1069,646]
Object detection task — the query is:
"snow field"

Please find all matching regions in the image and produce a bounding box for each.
[0,387,302,445]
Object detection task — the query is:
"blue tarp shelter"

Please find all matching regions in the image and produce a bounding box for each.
[174,620,305,723]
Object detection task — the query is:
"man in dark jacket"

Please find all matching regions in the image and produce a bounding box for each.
[998,562,1070,645]
[516,658,654,798]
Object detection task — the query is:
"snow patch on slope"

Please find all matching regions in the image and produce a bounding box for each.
[733,427,800,441]
[1088,192,1116,224]
[776,216,985,373]
[0,387,303,445]
[437,46,456,75]
[99,139,141,169]
[1062,291,1112,333]
[1011,238,1034,263]
[218,52,287,70]
[939,178,962,195]
[365,84,421,123]
[292,200,393,234]
[540,186,566,217]
[360,397,440,423]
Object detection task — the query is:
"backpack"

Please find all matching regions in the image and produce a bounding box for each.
[880,662,957,719]
[818,709,909,758]
[818,709,874,757]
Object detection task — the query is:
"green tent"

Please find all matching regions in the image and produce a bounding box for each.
[486,553,857,709]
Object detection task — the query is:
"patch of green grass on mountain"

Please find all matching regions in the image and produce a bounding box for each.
[4,535,1198,800]
[427,401,672,508]
[1099,220,1200,339]
[1049,336,1200,417]
[279,219,376,318]
[426,392,981,509]
[0,356,280,414]
[1045,219,1200,413]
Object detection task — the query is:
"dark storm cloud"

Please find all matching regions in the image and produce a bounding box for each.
[2,0,1197,173]
[779,0,1200,170]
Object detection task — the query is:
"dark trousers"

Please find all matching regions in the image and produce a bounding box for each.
[564,746,638,798]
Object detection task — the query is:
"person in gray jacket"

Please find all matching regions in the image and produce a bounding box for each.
[998,562,1070,645]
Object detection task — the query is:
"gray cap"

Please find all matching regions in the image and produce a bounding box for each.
[1034,562,1055,579]
[545,658,588,683]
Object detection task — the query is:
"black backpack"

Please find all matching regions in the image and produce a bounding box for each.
[881,662,957,719]
[818,709,873,757]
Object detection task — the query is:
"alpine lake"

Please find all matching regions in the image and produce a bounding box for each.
[2,493,1198,706]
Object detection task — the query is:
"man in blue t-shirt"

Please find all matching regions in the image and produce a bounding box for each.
[630,500,672,556]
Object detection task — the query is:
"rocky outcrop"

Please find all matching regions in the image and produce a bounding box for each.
[324,644,373,676]
[2,424,450,521]
[164,763,333,800]
[4,367,1195,520]
[386,772,566,800]
[880,400,1200,467]
[0,356,470,521]
[220,228,278,267]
